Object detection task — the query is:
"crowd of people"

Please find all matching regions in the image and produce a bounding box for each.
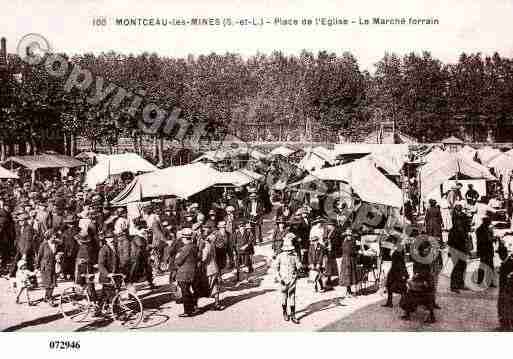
[1,168,513,329]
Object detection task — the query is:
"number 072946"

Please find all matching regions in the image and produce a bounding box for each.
[49,340,81,350]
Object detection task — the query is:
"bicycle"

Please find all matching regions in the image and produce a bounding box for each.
[60,273,144,329]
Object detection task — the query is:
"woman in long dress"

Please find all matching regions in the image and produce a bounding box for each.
[339,229,359,296]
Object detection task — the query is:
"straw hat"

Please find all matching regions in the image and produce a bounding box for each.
[281,233,296,251]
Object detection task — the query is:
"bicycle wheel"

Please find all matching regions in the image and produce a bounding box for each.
[60,286,91,322]
[112,290,143,329]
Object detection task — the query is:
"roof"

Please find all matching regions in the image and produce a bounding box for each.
[440,136,464,144]
[4,154,85,170]
[290,157,403,207]
[0,165,18,179]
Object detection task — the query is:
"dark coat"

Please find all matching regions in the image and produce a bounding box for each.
[448,212,470,253]
[163,239,182,272]
[175,242,198,282]
[98,244,120,284]
[339,237,358,286]
[385,250,409,293]
[425,205,443,238]
[36,241,59,288]
[476,224,494,263]
[498,256,513,327]
[0,211,16,255]
[308,243,327,269]
[16,224,36,256]
[117,234,132,274]
[233,229,254,255]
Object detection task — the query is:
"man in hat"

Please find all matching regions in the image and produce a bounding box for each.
[97,231,120,309]
[175,228,199,317]
[9,213,35,278]
[61,215,79,280]
[274,232,302,324]
[213,220,231,271]
[476,216,496,287]
[205,209,217,230]
[36,230,62,307]
[233,220,255,282]
[272,217,289,258]
[245,192,263,243]
[129,220,156,290]
[224,206,236,235]
[201,231,224,311]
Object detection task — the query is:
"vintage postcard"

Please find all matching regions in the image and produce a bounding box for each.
[0,2,512,350]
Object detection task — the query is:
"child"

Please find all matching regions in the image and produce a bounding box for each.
[274,233,302,324]
[15,259,36,306]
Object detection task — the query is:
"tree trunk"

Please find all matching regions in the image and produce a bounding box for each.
[25,141,31,155]
[70,134,76,156]
[138,136,143,157]
[0,142,5,162]
[63,133,68,155]
[157,136,164,167]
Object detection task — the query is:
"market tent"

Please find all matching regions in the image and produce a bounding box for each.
[111,162,220,205]
[298,146,334,171]
[361,153,401,176]
[477,147,502,165]
[110,163,265,205]
[488,153,513,171]
[459,145,476,160]
[423,147,450,164]
[269,145,298,158]
[3,154,85,170]
[215,168,264,187]
[0,166,18,179]
[85,153,157,189]
[290,158,403,208]
[419,152,496,200]
[333,144,408,169]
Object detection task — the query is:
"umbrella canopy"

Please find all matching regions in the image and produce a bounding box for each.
[420,152,496,199]
[290,158,403,208]
[0,165,18,179]
[85,153,157,189]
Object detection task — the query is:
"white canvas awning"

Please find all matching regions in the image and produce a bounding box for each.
[290,158,403,208]
[85,153,157,189]
[420,152,496,199]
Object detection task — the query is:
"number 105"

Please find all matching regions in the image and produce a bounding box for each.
[93,17,107,26]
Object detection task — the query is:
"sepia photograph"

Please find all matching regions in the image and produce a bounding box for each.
[1,1,513,349]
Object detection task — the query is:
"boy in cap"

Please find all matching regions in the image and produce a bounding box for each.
[274,233,302,324]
